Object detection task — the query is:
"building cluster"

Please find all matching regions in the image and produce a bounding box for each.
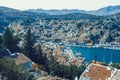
[10,19,120,49]
[41,41,85,66]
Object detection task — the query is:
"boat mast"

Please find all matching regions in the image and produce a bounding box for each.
[110,50,113,64]
[103,52,105,63]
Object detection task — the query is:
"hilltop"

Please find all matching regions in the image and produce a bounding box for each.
[26,5,120,16]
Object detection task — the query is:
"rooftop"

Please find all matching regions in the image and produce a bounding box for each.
[80,63,114,80]
[13,53,31,65]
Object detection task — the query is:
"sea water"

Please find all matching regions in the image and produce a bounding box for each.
[71,46,120,63]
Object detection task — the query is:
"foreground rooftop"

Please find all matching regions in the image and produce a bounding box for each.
[79,63,115,80]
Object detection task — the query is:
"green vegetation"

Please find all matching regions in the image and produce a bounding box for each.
[2,27,20,52]
[101,62,108,66]
[0,59,31,80]
[0,35,2,49]
[35,44,46,65]
[50,62,85,80]
[47,55,85,80]
[110,63,120,69]
[23,28,35,59]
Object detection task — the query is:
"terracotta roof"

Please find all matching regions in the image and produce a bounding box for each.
[14,53,31,65]
[81,64,112,80]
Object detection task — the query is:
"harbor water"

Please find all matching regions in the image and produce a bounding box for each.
[71,46,120,63]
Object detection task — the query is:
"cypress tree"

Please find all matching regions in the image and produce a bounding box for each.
[24,28,34,59]
[35,44,44,64]
[2,27,19,52]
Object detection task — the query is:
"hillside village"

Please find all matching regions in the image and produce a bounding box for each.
[0,18,120,80]
[0,6,120,80]
[10,16,120,47]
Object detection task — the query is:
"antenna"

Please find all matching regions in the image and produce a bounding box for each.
[94,54,97,63]
[103,52,105,63]
[110,50,113,64]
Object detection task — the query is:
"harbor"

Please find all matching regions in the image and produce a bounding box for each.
[71,46,120,63]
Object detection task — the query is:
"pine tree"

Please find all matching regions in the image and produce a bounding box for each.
[24,28,34,59]
[35,44,44,64]
[2,27,19,52]
[0,59,30,80]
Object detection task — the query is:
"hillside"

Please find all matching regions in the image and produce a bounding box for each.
[89,5,120,16]
[0,6,100,28]
[0,6,20,12]
[0,6,119,45]
[27,9,86,15]
[76,12,120,44]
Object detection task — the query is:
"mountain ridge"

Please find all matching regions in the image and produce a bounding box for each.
[26,5,120,16]
[0,5,120,16]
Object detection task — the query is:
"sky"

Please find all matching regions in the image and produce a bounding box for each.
[0,0,120,10]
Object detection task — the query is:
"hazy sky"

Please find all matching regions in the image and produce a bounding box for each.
[0,0,120,10]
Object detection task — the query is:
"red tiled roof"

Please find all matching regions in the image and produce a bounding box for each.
[82,64,112,80]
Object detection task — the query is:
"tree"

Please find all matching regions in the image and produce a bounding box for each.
[0,59,30,80]
[0,35,2,49]
[2,27,19,52]
[34,44,45,64]
[48,58,85,80]
[23,28,35,59]
[13,33,21,52]
[110,63,120,69]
